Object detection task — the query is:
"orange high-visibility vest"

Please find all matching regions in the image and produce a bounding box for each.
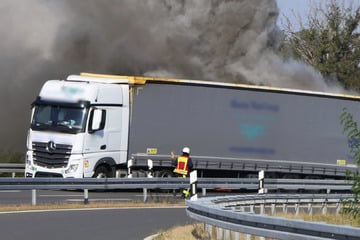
[173,156,189,175]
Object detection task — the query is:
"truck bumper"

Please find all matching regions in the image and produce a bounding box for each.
[25,151,85,178]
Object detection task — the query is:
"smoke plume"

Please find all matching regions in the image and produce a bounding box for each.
[0,0,346,151]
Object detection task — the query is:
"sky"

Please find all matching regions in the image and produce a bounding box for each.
[277,0,360,30]
[277,0,311,28]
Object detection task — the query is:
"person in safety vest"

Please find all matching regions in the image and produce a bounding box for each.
[173,147,193,198]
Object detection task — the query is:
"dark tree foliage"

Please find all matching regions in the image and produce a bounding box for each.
[279,0,360,91]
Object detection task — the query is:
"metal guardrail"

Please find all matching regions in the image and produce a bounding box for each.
[0,177,354,205]
[0,163,24,177]
[186,194,360,240]
[0,177,353,192]
[0,177,190,190]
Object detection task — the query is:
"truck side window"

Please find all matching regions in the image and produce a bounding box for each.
[89,108,106,133]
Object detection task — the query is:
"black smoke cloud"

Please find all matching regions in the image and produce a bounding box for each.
[0,0,343,151]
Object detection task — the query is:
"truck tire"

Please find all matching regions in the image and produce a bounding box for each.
[157,170,174,178]
[94,165,112,178]
[155,170,176,195]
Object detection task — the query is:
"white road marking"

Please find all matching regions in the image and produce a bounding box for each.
[39,194,84,197]
[65,198,132,202]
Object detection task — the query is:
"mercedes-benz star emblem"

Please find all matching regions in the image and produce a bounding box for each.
[46,141,57,153]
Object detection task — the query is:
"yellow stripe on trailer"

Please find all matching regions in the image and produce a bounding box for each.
[79,72,360,101]
[80,72,181,85]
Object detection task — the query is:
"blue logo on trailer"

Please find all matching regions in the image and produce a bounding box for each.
[240,123,265,143]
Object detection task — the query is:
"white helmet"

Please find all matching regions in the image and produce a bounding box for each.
[182,147,190,154]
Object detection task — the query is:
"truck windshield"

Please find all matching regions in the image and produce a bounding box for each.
[31,104,87,133]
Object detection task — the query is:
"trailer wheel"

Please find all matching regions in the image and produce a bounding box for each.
[94,165,111,178]
[157,170,174,178]
[155,170,176,195]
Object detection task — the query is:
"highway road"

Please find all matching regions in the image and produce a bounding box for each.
[0,207,193,240]
[0,190,195,240]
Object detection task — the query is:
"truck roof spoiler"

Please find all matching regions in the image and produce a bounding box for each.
[78,72,182,85]
[67,74,130,84]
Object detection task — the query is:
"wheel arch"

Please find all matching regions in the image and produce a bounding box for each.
[93,157,117,177]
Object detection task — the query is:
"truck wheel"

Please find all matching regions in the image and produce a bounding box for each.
[157,170,174,178]
[94,165,111,178]
[156,170,176,195]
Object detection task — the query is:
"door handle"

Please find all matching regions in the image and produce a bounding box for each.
[100,145,106,150]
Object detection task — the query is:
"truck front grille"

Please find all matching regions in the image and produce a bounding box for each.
[32,141,72,168]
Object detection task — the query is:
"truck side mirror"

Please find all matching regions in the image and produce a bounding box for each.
[89,109,106,133]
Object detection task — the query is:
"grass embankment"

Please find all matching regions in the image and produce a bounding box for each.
[152,212,360,240]
[151,223,209,240]
[275,212,360,227]
[0,201,186,212]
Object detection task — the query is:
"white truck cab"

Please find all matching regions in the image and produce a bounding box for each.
[25,75,130,178]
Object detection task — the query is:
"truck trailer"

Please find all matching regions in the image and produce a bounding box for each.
[25,73,359,179]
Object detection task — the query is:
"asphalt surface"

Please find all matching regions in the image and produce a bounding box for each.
[0,190,195,239]
[0,207,193,240]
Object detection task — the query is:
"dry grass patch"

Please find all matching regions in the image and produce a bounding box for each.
[0,201,186,212]
[152,223,210,240]
[152,213,360,240]
[273,213,360,228]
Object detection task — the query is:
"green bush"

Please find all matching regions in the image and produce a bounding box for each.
[340,108,360,217]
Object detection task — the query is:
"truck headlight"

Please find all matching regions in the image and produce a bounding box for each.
[26,162,33,170]
[65,163,79,174]
[26,155,33,170]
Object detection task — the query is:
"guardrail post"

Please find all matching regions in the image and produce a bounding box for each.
[143,188,148,203]
[271,203,276,215]
[260,200,265,214]
[244,234,251,240]
[147,159,153,178]
[190,170,198,201]
[127,159,133,178]
[283,201,288,214]
[32,189,36,206]
[250,204,254,213]
[232,231,239,240]
[216,227,223,239]
[258,170,267,194]
[295,201,300,216]
[308,202,313,216]
[322,199,328,215]
[84,189,89,204]
[202,188,206,196]
[336,201,341,214]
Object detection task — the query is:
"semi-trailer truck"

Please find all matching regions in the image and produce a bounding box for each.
[25,73,359,179]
